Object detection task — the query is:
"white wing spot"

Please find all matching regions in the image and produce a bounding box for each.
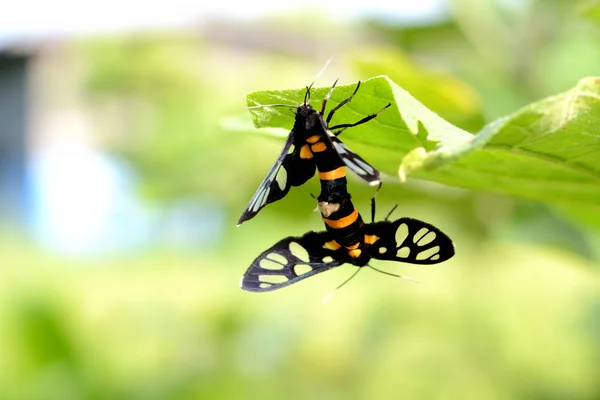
[252,189,266,212]
[250,193,261,212]
[267,253,287,264]
[344,159,365,175]
[417,231,436,246]
[276,167,287,191]
[258,187,271,210]
[289,242,310,262]
[430,254,440,261]
[287,144,295,154]
[322,256,333,263]
[413,228,429,244]
[259,258,284,270]
[294,265,312,276]
[259,274,289,284]
[378,247,387,254]
[354,158,375,174]
[267,167,278,181]
[333,141,348,154]
[416,246,440,260]
[395,223,409,246]
[396,247,410,258]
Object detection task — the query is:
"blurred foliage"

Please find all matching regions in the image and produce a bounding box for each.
[0,234,599,399]
[2,0,599,399]
[370,0,600,117]
[349,46,485,132]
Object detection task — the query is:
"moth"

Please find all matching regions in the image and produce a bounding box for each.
[241,192,455,293]
[238,80,390,226]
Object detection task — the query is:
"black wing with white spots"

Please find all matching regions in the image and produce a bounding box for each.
[365,218,455,264]
[241,231,344,292]
[237,134,316,226]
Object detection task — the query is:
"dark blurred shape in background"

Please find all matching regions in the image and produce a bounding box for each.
[0,52,28,230]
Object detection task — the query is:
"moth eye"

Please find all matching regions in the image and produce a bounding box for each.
[259,275,289,284]
[416,246,440,261]
[322,256,333,263]
[289,242,310,262]
[276,168,287,191]
[395,223,409,245]
[294,265,312,276]
[267,253,287,264]
[396,247,410,258]
[413,227,430,244]
[378,247,387,254]
[416,231,436,246]
[259,258,284,270]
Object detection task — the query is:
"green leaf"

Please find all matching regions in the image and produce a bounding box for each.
[245,76,473,170]
[418,77,600,212]
[244,76,600,229]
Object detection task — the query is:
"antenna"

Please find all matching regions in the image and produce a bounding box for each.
[312,56,333,87]
[367,264,419,284]
[304,57,334,106]
[249,57,334,110]
[245,104,296,109]
[385,205,398,221]
[322,266,362,303]
[320,78,339,114]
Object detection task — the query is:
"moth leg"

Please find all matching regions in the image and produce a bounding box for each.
[330,103,391,133]
[326,81,361,124]
[370,182,382,223]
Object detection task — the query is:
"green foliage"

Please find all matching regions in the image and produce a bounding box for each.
[81,36,244,201]
[57,5,600,398]
[0,239,598,399]
[245,76,600,229]
[349,47,485,132]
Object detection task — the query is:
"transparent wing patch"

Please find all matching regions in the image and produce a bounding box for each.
[327,134,380,185]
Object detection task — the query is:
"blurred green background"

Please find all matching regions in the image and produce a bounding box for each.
[1,0,599,399]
